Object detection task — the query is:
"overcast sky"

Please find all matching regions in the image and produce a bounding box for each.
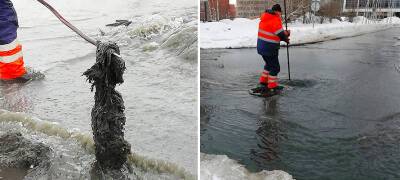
[230,0,236,4]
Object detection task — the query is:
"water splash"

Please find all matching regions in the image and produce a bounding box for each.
[98,14,198,60]
[280,79,318,88]
[0,132,51,179]
[0,110,195,179]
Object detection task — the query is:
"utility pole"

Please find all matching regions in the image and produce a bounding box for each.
[364,0,370,23]
[389,0,393,23]
[216,0,220,21]
[311,0,320,28]
[356,0,360,16]
[204,1,208,22]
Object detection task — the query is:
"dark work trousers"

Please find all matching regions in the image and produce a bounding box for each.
[262,53,280,76]
[0,0,19,45]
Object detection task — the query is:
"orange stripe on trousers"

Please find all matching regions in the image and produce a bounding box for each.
[0,44,22,57]
[0,57,26,80]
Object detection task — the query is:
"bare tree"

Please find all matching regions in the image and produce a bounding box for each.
[287,0,311,21]
[319,0,343,22]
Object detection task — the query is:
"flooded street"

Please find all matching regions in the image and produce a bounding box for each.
[201,28,400,179]
[0,0,197,179]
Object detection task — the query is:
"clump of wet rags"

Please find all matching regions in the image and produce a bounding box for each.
[83,42,132,179]
[0,132,51,179]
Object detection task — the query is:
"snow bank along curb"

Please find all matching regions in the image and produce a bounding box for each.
[200,17,400,49]
[200,153,294,180]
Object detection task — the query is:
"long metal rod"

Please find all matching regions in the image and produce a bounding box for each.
[37,0,96,45]
[283,0,291,80]
[36,0,122,58]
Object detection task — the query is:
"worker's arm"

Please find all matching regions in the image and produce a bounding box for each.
[277,30,290,43]
[276,22,290,44]
[273,17,290,43]
[277,31,287,42]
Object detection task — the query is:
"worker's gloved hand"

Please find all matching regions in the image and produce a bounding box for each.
[284,30,291,37]
[285,38,290,44]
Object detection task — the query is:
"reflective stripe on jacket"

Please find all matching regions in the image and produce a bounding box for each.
[258,11,283,44]
[257,10,288,56]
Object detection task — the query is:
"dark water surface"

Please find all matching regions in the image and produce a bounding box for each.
[201,28,400,180]
[0,168,27,180]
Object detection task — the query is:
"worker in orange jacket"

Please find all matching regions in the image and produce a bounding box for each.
[0,0,29,81]
[251,4,290,96]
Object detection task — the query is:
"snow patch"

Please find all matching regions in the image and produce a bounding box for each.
[201,17,400,49]
[201,153,294,180]
[384,17,400,24]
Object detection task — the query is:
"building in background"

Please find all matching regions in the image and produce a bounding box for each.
[203,0,399,22]
[236,0,282,18]
[201,0,237,21]
[343,0,400,17]
[229,4,237,19]
[201,0,230,21]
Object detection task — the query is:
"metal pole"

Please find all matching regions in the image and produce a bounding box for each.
[373,0,377,21]
[204,1,208,22]
[390,0,393,23]
[312,3,315,28]
[216,0,220,21]
[364,0,370,23]
[36,0,121,58]
[284,0,291,80]
[36,0,95,45]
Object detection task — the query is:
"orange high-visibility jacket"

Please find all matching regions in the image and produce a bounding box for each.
[257,10,288,56]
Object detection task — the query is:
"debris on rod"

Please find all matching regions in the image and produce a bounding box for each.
[83,42,132,179]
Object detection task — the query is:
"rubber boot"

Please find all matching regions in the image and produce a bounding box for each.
[251,70,269,94]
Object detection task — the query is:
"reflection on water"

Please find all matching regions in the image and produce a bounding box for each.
[0,167,27,180]
[252,99,285,163]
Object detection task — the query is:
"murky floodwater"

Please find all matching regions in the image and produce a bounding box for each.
[0,0,197,179]
[201,28,400,179]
